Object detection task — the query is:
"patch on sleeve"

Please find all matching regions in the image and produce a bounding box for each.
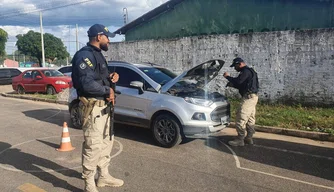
[84,58,93,67]
[80,63,86,69]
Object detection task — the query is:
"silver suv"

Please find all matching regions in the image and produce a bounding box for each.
[68,60,230,148]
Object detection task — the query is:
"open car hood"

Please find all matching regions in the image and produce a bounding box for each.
[161,59,225,93]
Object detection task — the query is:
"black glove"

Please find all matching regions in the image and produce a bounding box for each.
[226,82,234,87]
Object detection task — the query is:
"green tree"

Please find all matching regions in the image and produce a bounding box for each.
[0,28,8,58]
[16,30,69,67]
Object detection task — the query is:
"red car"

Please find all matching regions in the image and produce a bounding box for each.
[12,69,71,95]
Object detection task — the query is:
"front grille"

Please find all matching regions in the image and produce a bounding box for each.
[210,104,230,122]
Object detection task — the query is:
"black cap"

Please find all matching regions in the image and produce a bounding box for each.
[87,24,116,38]
[230,57,244,67]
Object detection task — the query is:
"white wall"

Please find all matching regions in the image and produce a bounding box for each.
[106,29,334,106]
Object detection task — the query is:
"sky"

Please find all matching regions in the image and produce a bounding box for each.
[0,0,169,57]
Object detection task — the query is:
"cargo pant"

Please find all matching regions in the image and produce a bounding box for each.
[80,101,114,180]
[235,94,259,139]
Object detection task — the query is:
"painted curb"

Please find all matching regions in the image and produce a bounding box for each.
[1,92,333,142]
[229,122,334,142]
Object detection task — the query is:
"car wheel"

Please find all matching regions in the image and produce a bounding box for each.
[46,86,56,95]
[152,114,182,148]
[17,85,25,94]
[70,101,82,129]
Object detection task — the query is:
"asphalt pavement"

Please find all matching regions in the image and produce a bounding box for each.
[0,95,333,192]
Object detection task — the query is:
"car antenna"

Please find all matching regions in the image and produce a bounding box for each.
[144,61,160,66]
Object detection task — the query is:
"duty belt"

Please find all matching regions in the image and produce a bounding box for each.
[243,93,257,99]
[95,100,106,107]
[79,97,107,127]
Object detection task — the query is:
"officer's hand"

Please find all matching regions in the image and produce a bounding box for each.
[223,72,229,78]
[106,88,115,105]
[110,72,119,83]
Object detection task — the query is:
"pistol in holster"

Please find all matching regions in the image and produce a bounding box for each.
[79,96,97,127]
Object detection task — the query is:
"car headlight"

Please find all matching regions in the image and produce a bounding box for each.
[55,81,66,85]
[184,97,213,107]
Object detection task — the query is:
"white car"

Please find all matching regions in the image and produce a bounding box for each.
[69,60,230,148]
[58,66,72,77]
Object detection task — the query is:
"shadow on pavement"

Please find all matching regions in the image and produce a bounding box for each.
[114,123,194,147]
[22,108,73,128]
[37,139,60,149]
[0,141,82,192]
[22,109,194,147]
[205,135,334,181]
[114,124,158,147]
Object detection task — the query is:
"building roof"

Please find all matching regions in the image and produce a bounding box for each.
[114,0,185,35]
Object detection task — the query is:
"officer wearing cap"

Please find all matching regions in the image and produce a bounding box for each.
[71,24,123,192]
[223,57,259,147]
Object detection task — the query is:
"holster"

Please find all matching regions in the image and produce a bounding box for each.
[79,97,97,127]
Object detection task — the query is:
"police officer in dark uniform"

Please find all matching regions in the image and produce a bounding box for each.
[223,57,259,147]
[71,24,123,192]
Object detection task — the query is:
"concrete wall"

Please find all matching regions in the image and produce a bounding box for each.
[107,28,334,106]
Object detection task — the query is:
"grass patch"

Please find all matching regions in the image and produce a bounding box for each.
[228,98,334,135]
[22,93,57,100]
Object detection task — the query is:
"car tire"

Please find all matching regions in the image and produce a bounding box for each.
[152,114,182,148]
[46,85,56,95]
[17,85,25,94]
[69,101,82,129]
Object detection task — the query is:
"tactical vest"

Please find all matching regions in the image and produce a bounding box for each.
[246,67,259,94]
[81,46,110,88]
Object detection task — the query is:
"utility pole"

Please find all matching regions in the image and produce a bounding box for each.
[76,24,79,52]
[40,11,45,67]
[12,49,15,61]
[69,25,71,57]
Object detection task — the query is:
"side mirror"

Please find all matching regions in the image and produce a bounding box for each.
[35,75,42,80]
[130,81,144,94]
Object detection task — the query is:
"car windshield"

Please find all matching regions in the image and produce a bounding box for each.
[43,70,64,77]
[139,67,177,85]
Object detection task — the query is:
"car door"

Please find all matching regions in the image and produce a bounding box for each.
[0,69,11,85]
[113,66,154,128]
[22,70,34,91]
[31,70,45,92]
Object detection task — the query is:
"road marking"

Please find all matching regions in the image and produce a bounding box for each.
[0,136,123,173]
[17,183,46,192]
[215,139,334,191]
[254,144,334,161]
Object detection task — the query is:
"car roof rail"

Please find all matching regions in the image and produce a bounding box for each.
[108,60,130,64]
[142,61,161,66]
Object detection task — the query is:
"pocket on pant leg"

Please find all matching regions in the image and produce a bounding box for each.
[83,106,103,137]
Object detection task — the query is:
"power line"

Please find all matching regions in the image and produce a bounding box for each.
[0,0,95,19]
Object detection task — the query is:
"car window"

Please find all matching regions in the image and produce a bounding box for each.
[23,71,33,79]
[10,69,21,77]
[114,67,143,87]
[32,71,42,78]
[43,70,64,77]
[59,66,71,73]
[139,67,177,85]
[112,66,153,91]
[0,69,10,78]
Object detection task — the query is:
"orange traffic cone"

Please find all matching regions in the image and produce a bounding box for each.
[56,122,75,152]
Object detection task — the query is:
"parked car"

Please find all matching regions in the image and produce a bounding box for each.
[12,69,71,95]
[68,60,230,148]
[58,66,72,76]
[0,68,22,85]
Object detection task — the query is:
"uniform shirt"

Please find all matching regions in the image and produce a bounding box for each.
[71,43,111,98]
[226,66,258,97]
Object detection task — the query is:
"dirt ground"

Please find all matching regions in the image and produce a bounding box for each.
[0,85,15,93]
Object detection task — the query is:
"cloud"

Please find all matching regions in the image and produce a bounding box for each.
[0,0,168,56]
